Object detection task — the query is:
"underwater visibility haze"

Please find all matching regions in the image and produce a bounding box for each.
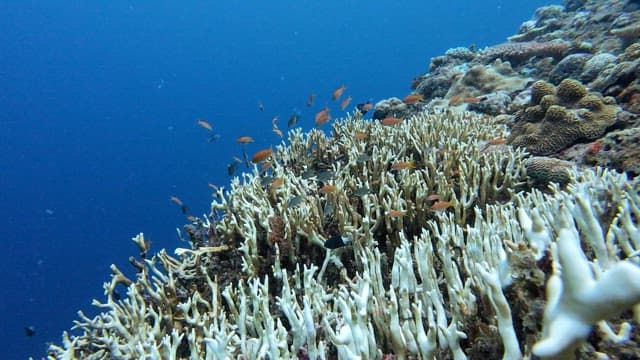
[1,1,559,358]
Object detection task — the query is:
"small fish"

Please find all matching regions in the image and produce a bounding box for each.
[170,196,184,207]
[426,194,441,201]
[340,96,352,110]
[227,161,239,176]
[236,136,255,144]
[208,182,219,191]
[356,101,373,114]
[431,200,453,212]
[197,119,213,131]
[287,195,304,208]
[487,137,507,145]
[317,170,334,182]
[242,149,250,167]
[464,96,480,104]
[258,101,264,112]
[391,160,415,171]
[186,215,198,222]
[260,161,273,173]
[315,107,331,127]
[307,93,316,107]
[112,289,122,300]
[387,210,406,217]
[324,234,352,249]
[353,186,370,196]
[287,113,300,128]
[261,175,274,186]
[354,131,368,140]
[207,134,221,142]
[356,154,371,163]
[302,168,316,179]
[272,116,283,138]
[24,326,36,337]
[380,117,403,126]
[270,177,284,188]
[332,85,346,101]
[323,201,335,216]
[319,184,337,193]
[402,94,424,104]
[252,148,273,163]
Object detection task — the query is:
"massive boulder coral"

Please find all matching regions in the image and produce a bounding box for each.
[47,109,640,360]
[508,78,619,155]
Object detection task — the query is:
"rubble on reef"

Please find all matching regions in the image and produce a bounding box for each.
[48,0,640,359]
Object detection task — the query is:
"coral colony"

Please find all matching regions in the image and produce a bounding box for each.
[49,0,640,359]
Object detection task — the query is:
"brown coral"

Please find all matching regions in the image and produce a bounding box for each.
[476,41,571,65]
[524,156,575,187]
[508,79,619,155]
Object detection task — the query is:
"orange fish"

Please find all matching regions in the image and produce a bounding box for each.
[260,161,273,173]
[380,117,403,126]
[391,160,415,170]
[431,201,453,212]
[360,102,374,112]
[270,177,284,188]
[340,96,352,110]
[487,137,507,145]
[332,85,346,101]
[197,119,213,131]
[464,96,480,104]
[402,94,424,104]
[449,95,463,106]
[315,107,331,127]
[252,148,273,163]
[236,136,255,144]
[307,93,316,107]
[319,184,337,193]
[354,131,368,140]
[387,210,406,217]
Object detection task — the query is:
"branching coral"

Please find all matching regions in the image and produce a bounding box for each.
[48,110,640,360]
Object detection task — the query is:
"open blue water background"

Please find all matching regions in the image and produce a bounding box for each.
[1,1,559,358]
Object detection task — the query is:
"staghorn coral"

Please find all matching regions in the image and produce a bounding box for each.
[508,79,619,155]
[47,109,640,360]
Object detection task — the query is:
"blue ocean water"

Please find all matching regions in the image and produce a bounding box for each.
[0,1,559,358]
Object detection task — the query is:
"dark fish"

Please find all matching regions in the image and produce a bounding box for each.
[287,195,304,208]
[324,234,352,249]
[356,154,371,163]
[180,205,189,215]
[287,113,300,128]
[24,326,36,337]
[207,134,221,142]
[302,169,316,179]
[356,101,373,115]
[112,289,122,300]
[353,186,370,196]
[227,161,239,176]
[317,170,335,182]
[261,175,274,187]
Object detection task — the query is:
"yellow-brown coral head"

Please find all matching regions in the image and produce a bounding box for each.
[531,80,556,105]
[556,79,587,104]
[545,105,569,123]
[577,94,603,111]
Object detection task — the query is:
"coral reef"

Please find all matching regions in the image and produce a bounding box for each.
[48,110,640,359]
[48,1,640,359]
[508,79,619,155]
